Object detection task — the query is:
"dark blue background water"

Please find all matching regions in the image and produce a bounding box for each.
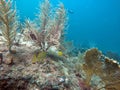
[15,0,120,54]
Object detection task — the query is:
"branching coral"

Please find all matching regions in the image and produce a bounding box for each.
[24,0,67,52]
[46,3,67,48]
[0,0,18,52]
[24,20,39,42]
[37,0,50,31]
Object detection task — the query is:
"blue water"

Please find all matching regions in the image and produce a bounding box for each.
[15,0,120,54]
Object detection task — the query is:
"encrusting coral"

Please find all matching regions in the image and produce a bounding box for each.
[0,0,18,53]
[32,51,47,64]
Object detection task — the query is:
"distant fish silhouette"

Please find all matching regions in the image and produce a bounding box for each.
[68,10,74,14]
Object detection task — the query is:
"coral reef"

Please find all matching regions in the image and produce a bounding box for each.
[0,0,120,90]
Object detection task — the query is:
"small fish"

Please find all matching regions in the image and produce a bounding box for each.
[68,9,74,14]
[30,33,37,40]
[57,51,63,56]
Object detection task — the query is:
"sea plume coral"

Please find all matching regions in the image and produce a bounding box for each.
[0,0,18,52]
[24,0,67,52]
[46,3,67,48]
[37,0,50,31]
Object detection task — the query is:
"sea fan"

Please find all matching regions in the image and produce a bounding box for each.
[83,48,103,86]
[0,0,18,52]
[98,57,120,90]
[82,48,120,90]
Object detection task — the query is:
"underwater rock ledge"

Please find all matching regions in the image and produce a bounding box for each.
[0,44,120,90]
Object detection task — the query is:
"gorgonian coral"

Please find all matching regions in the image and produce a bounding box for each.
[24,0,67,52]
[0,0,18,52]
[82,48,120,90]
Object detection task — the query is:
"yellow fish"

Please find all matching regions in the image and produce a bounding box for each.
[57,51,63,56]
